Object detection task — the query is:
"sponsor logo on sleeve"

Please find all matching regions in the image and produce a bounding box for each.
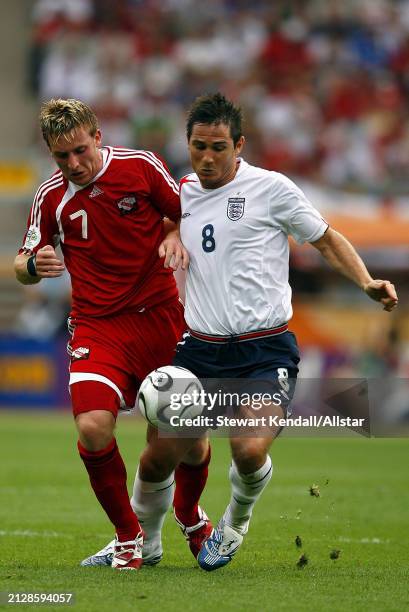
[227,197,245,221]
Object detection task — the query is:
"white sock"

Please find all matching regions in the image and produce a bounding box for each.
[223,456,273,535]
[130,469,174,551]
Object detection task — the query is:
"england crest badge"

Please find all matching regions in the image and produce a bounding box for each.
[227,197,245,221]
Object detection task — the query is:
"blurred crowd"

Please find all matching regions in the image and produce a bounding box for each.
[29,0,409,192]
[22,0,408,389]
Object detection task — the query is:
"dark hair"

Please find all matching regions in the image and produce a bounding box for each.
[186,93,243,145]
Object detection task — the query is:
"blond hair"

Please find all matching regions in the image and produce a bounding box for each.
[39,98,98,147]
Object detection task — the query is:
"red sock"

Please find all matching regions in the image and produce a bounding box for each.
[78,438,140,542]
[174,446,211,526]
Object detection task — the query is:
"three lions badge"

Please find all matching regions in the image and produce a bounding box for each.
[227,197,245,221]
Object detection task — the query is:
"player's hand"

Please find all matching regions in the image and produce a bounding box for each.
[363,279,398,312]
[34,245,65,278]
[159,232,189,271]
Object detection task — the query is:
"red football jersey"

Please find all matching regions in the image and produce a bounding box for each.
[20,147,181,317]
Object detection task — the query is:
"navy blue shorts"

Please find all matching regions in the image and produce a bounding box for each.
[173,330,300,417]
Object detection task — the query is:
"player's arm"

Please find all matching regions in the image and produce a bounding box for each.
[159,219,189,271]
[311,227,398,312]
[14,245,65,285]
[137,152,187,269]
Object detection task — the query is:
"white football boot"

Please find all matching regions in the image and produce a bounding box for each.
[80,533,162,567]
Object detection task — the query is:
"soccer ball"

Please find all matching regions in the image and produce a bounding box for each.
[138,365,204,431]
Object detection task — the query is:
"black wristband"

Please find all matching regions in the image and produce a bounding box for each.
[27,254,38,277]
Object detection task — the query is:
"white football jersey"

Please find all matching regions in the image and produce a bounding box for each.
[180,159,327,335]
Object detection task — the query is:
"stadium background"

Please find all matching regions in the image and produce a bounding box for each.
[0,3,408,611]
[0,0,408,412]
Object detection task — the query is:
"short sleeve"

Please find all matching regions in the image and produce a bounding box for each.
[140,152,181,222]
[18,176,62,255]
[270,173,328,244]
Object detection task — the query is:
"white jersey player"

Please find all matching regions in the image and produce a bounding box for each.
[173,93,397,572]
[180,160,327,336]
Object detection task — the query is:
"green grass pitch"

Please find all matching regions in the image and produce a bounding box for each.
[0,411,408,611]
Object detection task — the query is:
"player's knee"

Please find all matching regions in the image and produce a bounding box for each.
[182,437,210,465]
[75,410,115,451]
[230,439,268,474]
[139,447,176,481]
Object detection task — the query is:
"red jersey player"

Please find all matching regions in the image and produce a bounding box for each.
[14,99,210,571]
